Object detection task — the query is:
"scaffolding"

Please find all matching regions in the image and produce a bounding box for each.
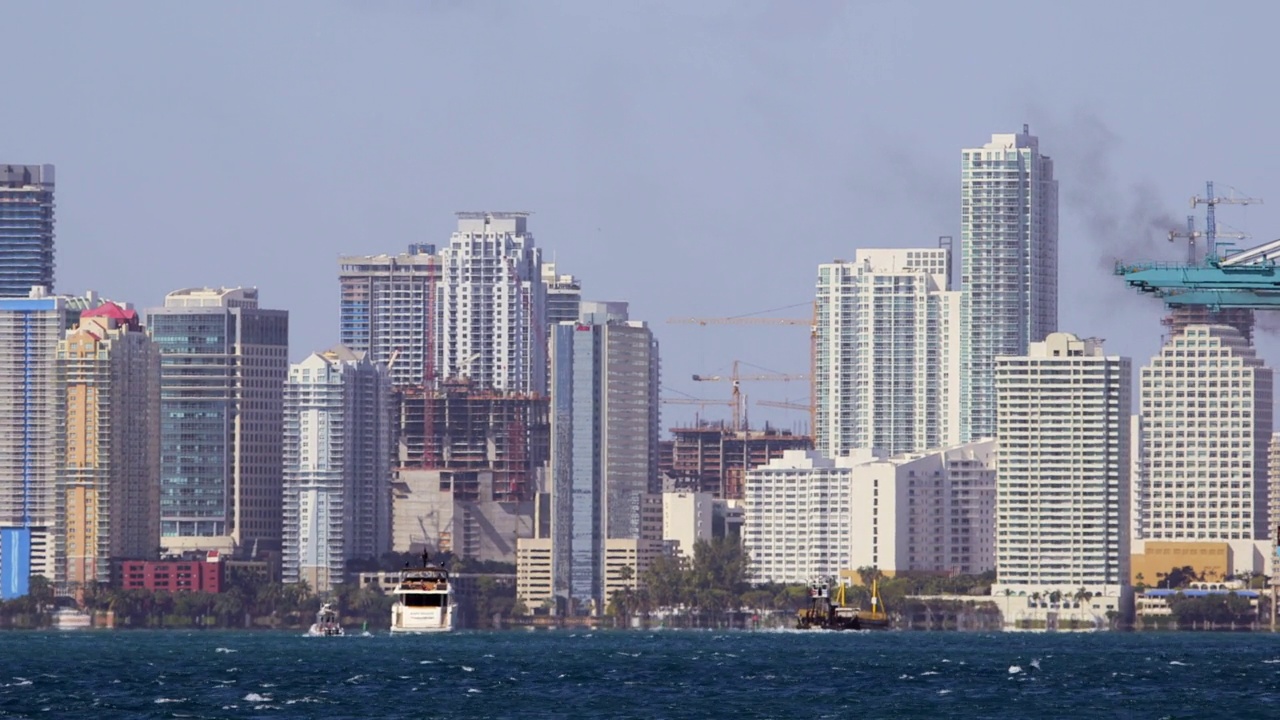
[398,379,549,503]
[659,421,813,499]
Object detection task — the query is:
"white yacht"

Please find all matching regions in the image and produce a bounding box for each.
[308,602,344,637]
[390,550,455,633]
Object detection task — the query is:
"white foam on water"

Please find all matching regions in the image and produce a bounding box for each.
[243,693,272,702]
[154,698,186,704]
[215,647,236,653]
[1008,665,1023,675]
[462,666,475,672]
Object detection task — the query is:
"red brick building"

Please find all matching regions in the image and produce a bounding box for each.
[115,552,224,593]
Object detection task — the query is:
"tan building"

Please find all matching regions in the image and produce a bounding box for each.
[1130,541,1232,586]
[391,468,534,564]
[58,302,160,588]
[516,538,553,611]
[603,539,663,603]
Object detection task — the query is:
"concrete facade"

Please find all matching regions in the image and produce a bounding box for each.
[338,244,439,388]
[961,127,1058,442]
[992,333,1129,620]
[1139,325,1272,562]
[662,491,714,559]
[743,449,879,585]
[0,288,110,597]
[815,247,962,457]
[847,440,997,576]
[282,345,394,592]
[391,468,534,564]
[57,303,160,589]
[436,212,547,395]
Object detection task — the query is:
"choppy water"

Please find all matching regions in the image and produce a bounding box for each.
[2,629,1280,718]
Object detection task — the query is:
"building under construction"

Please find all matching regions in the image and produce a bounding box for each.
[398,378,549,503]
[660,421,813,499]
[1163,305,1254,344]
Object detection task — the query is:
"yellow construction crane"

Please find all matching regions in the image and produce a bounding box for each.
[756,399,811,412]
[691,360,808,431]
[668,302,816,430]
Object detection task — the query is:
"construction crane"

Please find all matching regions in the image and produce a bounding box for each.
[756,399,811,412]
[669,302,817,430]
[1115,181,1280,309]
[1192,181,1262,261]
[1168,215,1249,265]
[691,360,808,431]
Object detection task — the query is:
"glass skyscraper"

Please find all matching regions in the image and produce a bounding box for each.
[960,126,1058,442]
[0,165,55,298]
[147,288,288,558]
[548,302,659,614]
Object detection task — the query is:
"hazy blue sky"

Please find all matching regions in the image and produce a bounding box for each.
[7,0,1280,430]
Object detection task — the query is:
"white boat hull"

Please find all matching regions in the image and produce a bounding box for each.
[390,603,455,633]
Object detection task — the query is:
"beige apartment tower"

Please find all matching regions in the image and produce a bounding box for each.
[58,303,160,588]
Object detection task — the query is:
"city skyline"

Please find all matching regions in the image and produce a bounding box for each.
[13,2,1280,432]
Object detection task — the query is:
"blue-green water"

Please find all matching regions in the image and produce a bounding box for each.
[2,630,1280,718]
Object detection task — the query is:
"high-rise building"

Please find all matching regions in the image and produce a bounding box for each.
[743,449,877,585]
[436,212,547,395]
[547,301,660,614]
[0,288,109,598]
[58,302,160,589]
[846,440,997,576]
[815,246,962,457]
[282,345,393,592]
[992,333,1129,619]
[147,288,288,559]
[960,126,1058,442]
[1136,325,1272,574]
[542,262,581,325]
[0,165,55,298]
[338,244,439,388]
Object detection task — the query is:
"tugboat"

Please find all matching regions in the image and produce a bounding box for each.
[796,577,890,630]
[390,549,455,634]
[308,602,344,637]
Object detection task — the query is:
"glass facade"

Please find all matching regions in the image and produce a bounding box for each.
[151,312,234,537]
[0,165,55,298]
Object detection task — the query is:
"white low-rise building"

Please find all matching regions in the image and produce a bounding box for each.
[662,491,714,559]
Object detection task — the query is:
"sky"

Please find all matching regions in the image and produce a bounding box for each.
[7,0,1280,432]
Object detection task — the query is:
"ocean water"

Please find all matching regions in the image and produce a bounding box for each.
[2,629,1279,719]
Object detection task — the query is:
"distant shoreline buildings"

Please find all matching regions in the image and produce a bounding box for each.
[1,132,1276,634]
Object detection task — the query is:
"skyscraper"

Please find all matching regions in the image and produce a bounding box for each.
[815,246,962,457]
[1137,325,1272,572]
[960,126,1058,442]
[542,262,582,325]
[0,288,109,598]
[147,288,288,559]
[338,244,439,388]
[547,301,660,614]
[57,302,160,588]
[283,345,393,592]
[0,165,55,298]
[992,333,1129,619]
[436,212,547,395]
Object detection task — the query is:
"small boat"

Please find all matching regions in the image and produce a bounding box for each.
[390,549,455,634]
[308,603,344,637]
[796,577,891,631]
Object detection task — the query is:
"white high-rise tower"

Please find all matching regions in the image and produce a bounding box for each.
[961,126,1058,442]
[436,212,547,395]
[992,333,1129,618]
[814,247,962,457]
[1138,325,1272,569]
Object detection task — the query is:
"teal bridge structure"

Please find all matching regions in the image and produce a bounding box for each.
[1115,182,1277,309]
